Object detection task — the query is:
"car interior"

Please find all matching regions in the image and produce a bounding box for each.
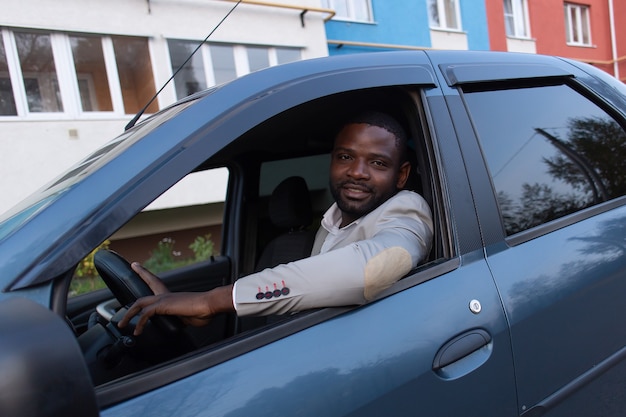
[65,85,446,386]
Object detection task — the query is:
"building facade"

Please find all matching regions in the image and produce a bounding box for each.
[322,0,490,54]
[323,0,625,81]
[485,0,626,81]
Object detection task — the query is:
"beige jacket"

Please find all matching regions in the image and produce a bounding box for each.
[233,190,433,316]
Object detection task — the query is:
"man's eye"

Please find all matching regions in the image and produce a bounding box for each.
[337,154,351,160]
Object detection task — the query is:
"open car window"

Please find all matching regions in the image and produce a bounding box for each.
[69,168,228,297]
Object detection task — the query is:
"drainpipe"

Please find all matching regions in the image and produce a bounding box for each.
[608,0,619,79]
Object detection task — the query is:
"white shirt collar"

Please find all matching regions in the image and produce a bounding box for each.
[320,203,361,234]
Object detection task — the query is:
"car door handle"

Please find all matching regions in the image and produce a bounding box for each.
[432,329,492,370]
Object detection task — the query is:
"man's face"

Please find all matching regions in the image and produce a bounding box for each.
[330,123,410,227]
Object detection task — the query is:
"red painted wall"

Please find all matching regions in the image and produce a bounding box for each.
[485,0,625,81]
[533,1,612,71]
[485,0,508,51]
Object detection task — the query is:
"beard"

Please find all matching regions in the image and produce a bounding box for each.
[329,180,396,223]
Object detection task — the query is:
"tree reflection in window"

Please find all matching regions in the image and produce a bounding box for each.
[0,32,17,115]
[463,83,626,236]
[497,117,626,235]
[15,31,63,112]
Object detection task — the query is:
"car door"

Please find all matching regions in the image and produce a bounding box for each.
[97,53,518,416]
[437,53,626,415]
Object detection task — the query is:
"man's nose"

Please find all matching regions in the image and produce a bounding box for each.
[347,159,369,179]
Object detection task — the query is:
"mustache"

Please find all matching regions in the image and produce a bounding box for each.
[338,180,373,193]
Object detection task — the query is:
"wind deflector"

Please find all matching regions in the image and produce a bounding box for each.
[440,63,575,87]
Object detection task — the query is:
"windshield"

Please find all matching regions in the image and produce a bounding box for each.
[0,194,59,242]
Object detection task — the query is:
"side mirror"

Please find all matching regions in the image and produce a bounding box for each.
[0,297,98,417]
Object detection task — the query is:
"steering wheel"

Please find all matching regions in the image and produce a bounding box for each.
[93,249,184,336]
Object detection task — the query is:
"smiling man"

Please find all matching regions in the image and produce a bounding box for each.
[330,113,416,228]
[119,111,433,335]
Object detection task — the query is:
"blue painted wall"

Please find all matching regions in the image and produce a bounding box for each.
[324,0,490,56]
[460,0,490,50]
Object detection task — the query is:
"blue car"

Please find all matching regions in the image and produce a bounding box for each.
[1,50,626,417]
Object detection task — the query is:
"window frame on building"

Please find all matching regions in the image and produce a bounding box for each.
[0,27,157,119]
[322,0,374,23]
[564,3,592,47]
[503,0,531,39]
[428,0,462,31]
[168,40,302,101]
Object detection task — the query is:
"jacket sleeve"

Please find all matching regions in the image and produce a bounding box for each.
[233,193,433,316]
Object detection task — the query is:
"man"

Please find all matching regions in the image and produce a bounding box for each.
[119,111,433,335]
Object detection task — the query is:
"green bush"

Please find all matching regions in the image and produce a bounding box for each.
[69,240,110,296]
[189,234,215,262]
[143,237,188,273]
[69,234,215,297]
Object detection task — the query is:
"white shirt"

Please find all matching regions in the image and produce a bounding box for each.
[318,203,361,254]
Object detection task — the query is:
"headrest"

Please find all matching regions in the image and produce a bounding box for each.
[268,176,312,230]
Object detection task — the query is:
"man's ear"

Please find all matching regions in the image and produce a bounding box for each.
[396,161,411,189]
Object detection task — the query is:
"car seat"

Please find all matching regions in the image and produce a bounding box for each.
[255,175,316,271]
[237,176,316,332]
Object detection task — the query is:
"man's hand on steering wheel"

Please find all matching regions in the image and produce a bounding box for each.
[118,262,234,336]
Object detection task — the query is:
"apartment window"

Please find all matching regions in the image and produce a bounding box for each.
[15,31,63,112]
[322,0,373,22]
[168,39,208,99]
[112,36,158,115]
[0,32,17,115]
[70,35,113,112]
[276,48,301,65]
[247,46,270,73]
[504,0,530,38]
[168,40,301,100]
[564,3,591,46]
[428,0,461,30]
[1,28,157,117]
[210,44,238,86]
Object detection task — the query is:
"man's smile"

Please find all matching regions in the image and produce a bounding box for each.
[340,182,372,199]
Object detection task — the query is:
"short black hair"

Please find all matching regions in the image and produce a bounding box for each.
[342,110,409,161]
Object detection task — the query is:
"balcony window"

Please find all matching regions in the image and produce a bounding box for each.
[15,31,63,113]
[168,39,208,100]
[112,36,158,114]
[210,44,237,85]
[247,46,270,73]
[428,0,461,30]
[322,0,373,22]
[0,32,17,115]
[166,41,302,100]
[1,28,158,118]
[276,48,301,65]
[70,35,113,112]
